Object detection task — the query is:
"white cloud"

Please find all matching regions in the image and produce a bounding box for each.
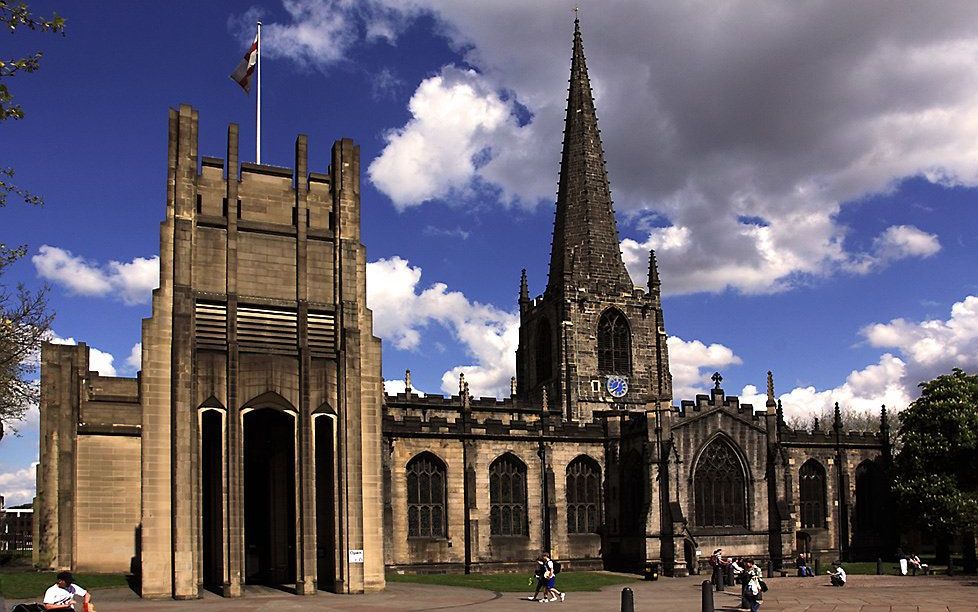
[845,225,941,274]
[0,462,37,506]
[366,256,518,397]
[383,378,426,397]
[368,67,546,209]
[666,336,742,400]
[48,334,117,377]
[126,343,142,373]
[229,0,419,71]
[33,245,159,305]
[254,2,976,294]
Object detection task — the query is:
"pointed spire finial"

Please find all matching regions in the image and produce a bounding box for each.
[459,372,465,397]
[766,370,776,409]
[542,386,549,411]
[833,402,842,431]
[776,399,784,426]
[519,268,529,303]
[405,369,412,395]
[510,376,517,397]
[814,416,820,432]
[648,250,661,296]
[880,404,889,432]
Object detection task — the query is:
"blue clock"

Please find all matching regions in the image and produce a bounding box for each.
[606,376,628,398]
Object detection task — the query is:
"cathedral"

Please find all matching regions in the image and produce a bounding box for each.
[34,19,892,599]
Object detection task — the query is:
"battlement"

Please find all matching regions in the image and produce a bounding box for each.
[675,386,757,418]
[383,392,605,439]
[781,426,884,446]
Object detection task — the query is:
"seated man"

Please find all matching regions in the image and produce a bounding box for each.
[827,562,847,587]
[908,553,928,575]
[42,571,91,611]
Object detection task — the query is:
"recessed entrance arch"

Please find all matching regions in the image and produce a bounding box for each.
[243,407,297,587]
[314,412,336,591]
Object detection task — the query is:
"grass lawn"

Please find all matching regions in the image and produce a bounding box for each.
[386,570,640,592]
[0,571,130,599]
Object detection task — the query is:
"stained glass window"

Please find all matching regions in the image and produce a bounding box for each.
[799,459,826,529]
[489,453,528,536]
[407,452,447,538]
[693,438,747,528]
[597,309,630,375]
[566,456,601,534]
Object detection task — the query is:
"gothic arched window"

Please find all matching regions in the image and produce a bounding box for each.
[489,453,528,536]
[799,459,826,529]
[693,438,747,528]
[566,455,601,534]
[407,452,447,538]
[597,309,631,375]
[536,319,553,383]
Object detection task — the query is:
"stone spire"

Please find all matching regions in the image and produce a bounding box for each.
[519,268,529,305]
[647,250,661,300]
[766,370,776,411]
[546,16,632,296]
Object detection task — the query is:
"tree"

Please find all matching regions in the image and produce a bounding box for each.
[0,1,62,437]
[892,369,978,570]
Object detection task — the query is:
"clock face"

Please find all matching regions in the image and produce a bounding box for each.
[606,376,629,398]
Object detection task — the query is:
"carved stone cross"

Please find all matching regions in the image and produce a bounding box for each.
[711,371,723,389]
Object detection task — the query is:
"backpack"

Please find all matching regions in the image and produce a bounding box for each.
[553,560,562,574]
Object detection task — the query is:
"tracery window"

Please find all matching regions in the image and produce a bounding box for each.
[693,438,747,528]
[536,319,553,382]
[597,309,631,375]
[407,452,447,538]
[566,456,601,534]
[489,453,527,536]
[799,459,826,529]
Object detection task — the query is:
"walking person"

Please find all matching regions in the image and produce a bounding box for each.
[525,555,547,601]
[540,553,565,603]
[743,559,763,612]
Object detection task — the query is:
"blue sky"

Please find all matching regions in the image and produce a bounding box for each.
[3,0,978,504]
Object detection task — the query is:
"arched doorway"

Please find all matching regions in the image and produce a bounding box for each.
[243,408,297,586]
[200,409,224,591]
[314,414,336,591]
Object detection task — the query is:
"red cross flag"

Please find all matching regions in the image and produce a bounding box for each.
[230,33,259,93]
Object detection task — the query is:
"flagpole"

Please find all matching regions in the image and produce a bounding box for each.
[256,21,262,164]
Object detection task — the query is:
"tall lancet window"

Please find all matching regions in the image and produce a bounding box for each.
[693,437,748,528]
[489,453,528,536]
[799,459,827,529]
[566,455,601,534]
[536,319,553,383]
[406,452,447,538]
[597,309,630,375]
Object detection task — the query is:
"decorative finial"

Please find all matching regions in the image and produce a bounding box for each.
[833,402,842,431]
[711,371,723,390]
[459,372,465,396]
[574,5,580,20]
[542,386,549,411]
[776,399,784,425]
[462,381,470,410]
[766,371,775,401]
[814,416,820,432]
[647,250,660,297]
[880,404,889,431]
[510,376,517,397]
[519,268,529,303]
[405,369,412,395]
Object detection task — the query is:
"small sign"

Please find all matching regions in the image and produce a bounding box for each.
[348,549,364,563]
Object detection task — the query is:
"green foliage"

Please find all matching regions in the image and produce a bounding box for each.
[386,570,639,592]
[892,369,978,537]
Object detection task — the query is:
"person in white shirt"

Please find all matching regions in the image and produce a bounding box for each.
[827,562,847,587]
[42,571,91,611]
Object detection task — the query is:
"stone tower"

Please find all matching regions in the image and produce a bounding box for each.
[35,105,385,599]
[515,18,672,422]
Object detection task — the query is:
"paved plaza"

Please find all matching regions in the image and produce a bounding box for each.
[6,574,978,611]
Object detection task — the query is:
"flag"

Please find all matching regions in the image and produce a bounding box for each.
[230,34,259,93]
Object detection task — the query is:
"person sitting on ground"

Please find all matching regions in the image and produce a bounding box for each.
[795,554,814,577]
[908,553,928,575]
[525,555,547,601]
[827,561,847,587]
[42,571,91,611]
